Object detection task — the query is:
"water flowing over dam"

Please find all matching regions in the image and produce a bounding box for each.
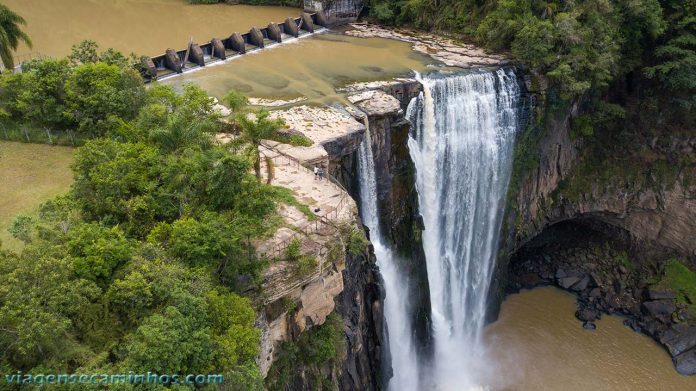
[406,69,521,389]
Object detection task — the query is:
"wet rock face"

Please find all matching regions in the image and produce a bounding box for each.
[336,247,385,390]
[506,219,696,375]
[348,86,433,359]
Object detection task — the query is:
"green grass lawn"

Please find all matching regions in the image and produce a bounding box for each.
[0,141,74,252]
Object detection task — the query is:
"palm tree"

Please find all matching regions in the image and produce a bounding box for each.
[0,4,32,71]
[235,109,283,181]
[149,113,216,153]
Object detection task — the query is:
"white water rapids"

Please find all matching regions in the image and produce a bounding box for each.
[408,69,521,389]
[357,116,420,391]
[357,68,521,390]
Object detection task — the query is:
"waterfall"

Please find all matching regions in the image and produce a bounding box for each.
[407,68,521,389]
[356,117,420,391]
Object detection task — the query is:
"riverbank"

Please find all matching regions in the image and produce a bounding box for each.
[507,220,696,375]
[0,141,74,251]
[485,287,696,390]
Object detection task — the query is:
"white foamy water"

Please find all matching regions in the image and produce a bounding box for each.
[356,116,420,391]
[407,69,521,389]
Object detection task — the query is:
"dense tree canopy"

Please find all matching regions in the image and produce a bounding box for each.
[367,0,695,101]
[0,42,311,389]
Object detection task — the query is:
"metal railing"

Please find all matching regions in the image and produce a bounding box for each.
[258,142,352,259]
[0,52,50,72]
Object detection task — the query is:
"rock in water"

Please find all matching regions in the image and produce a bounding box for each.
[661,325,696,357]
[576,306,599,322]
[675,349,696,376]
[583,321,597,330]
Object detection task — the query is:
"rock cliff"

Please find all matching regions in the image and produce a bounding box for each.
[492,71,696,375]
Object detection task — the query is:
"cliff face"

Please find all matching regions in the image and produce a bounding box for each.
[258,221,385,391]
[349,86,433,363]
[491,71,696,374]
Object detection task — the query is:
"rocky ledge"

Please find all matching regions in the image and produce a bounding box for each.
[346,23,507,68]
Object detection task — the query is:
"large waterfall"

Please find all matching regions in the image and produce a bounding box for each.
[357,68,521,390]
[407,68,521,389]
[357,118,420,391]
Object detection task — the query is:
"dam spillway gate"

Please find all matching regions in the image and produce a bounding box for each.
[142,11,329,82]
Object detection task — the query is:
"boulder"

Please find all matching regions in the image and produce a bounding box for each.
[576,306,599,322]
[646,289,677,300]
[559,276,581,289]
[624,318,642,332]
[675,349,696,376]
[589,287,602,298]
[661,325,696,357]
[641,300,676,317]
[583,321,597,330]
[571,275,590,292]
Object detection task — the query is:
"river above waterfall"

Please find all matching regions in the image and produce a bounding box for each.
[484,287,696,390]
[4,0,300,58]
[160,31,438,105]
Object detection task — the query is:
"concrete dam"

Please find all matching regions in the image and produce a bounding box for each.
[143,0,365,81]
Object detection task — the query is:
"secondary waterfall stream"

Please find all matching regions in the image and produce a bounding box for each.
[357,117,420,391]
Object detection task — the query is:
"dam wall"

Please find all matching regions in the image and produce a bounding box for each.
[145,11,329,81]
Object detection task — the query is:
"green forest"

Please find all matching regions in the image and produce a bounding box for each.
[0,35,308,389]
[1,0,695,389]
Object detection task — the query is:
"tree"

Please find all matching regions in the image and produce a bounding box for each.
[66,223,134,283]
[15,59,72,142]
[72,139,164,235]
[235,110,283,181]
[0,251,99,369]
[0,4,32,71]
[223,89,249,115]
[644,6,696,90]
[168,213,242,269]
[64,62,145,136]
[8,214,33,243]
[68,40,130,68]
[122,305,213,373]
[206,290,260,369]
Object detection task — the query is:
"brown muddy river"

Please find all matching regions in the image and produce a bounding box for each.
[160,31,438,104]
[4,0,299,58]
[484,287,696,390]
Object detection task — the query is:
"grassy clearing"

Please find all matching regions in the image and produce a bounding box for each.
[0,141,74,251]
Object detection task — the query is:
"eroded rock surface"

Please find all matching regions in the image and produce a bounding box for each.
[346,23,507,68]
